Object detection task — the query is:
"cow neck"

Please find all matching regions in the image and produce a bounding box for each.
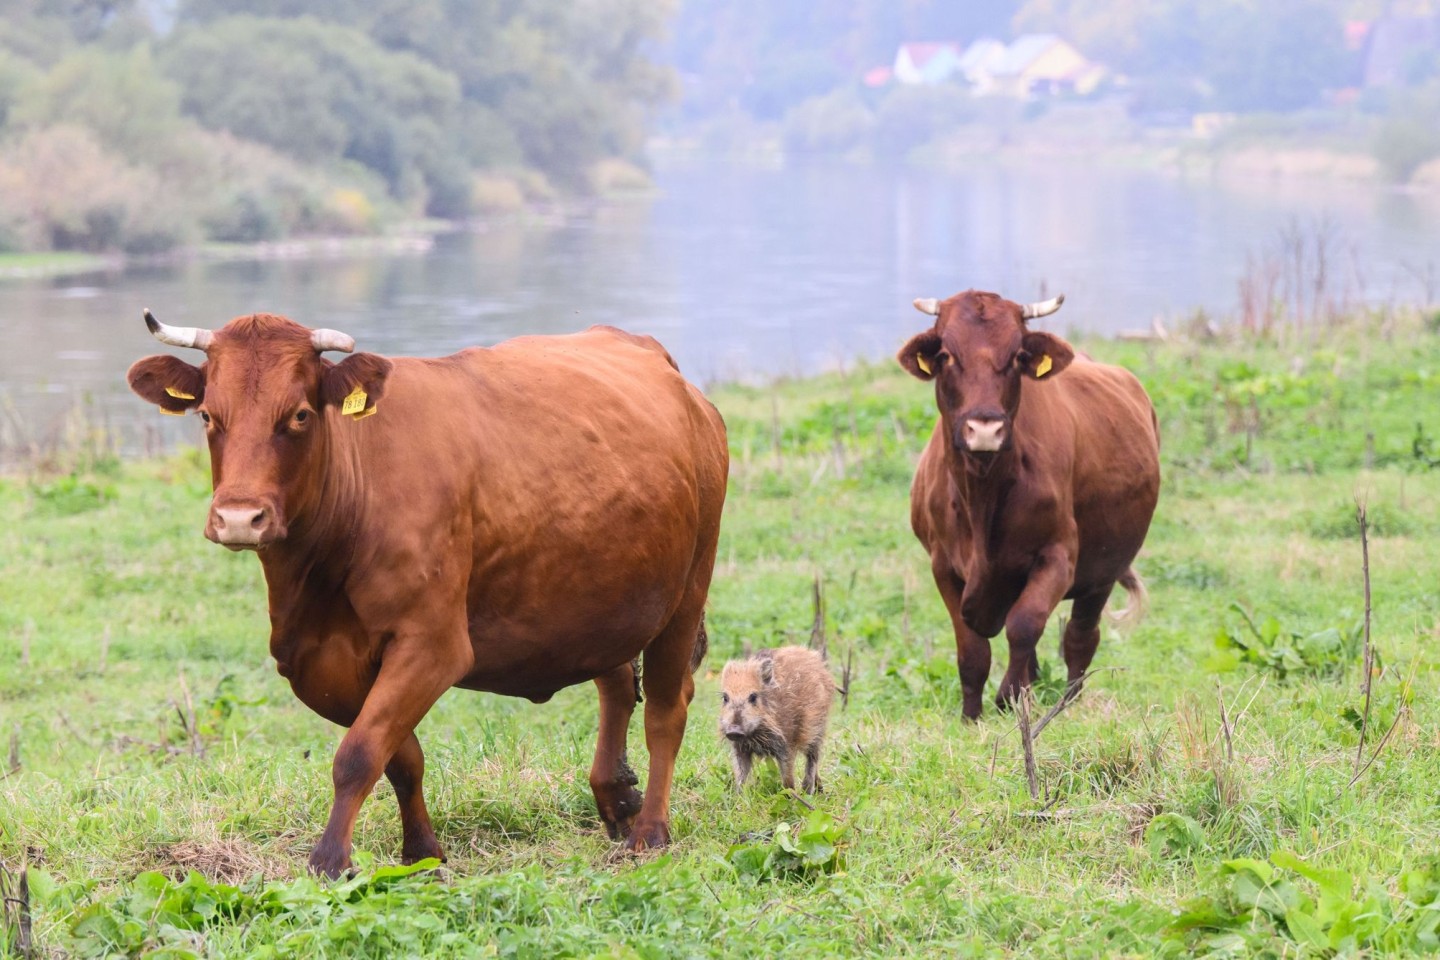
[945,434,1026,560]
[257,418,365,613]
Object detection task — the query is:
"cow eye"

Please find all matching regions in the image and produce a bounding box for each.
[199,411,211,425]
[294,409,308,423]
[747,692,759,705]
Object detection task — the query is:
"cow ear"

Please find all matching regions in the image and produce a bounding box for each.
[127,355,205,415]
[1019,331,1075,380]
[898,331,942,381]
[321,353,393,419]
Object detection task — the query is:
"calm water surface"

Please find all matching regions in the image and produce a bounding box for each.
[3,159,1438,459]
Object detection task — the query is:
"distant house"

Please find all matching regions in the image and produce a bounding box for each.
[1363,14,1440,87]
[862,65,894,88]
[870,35,1107,98]
[985,34,1106,98]
[956,38,1008,94]
[893,42,963,85]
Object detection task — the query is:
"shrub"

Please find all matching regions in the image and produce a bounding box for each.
[0,125,192,253]
[782,89,875,156]
[872,84,977,159]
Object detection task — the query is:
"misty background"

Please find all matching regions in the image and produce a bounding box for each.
[1,0,1439,458]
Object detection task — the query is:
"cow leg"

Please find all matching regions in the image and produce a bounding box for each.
[934,563,991,720]
[625,607,703,852]
[996,546,1073,711]
[386,732,444,864]
[309,626,472,878]
[1060,587,1112,701]
[590,662,643,840]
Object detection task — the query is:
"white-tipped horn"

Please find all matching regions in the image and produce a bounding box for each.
[1020,294,1065,320]
[144,309,213,350]
[310,328,355,353]
[912,298,940,316]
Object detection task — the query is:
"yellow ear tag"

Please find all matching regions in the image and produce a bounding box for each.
[352,404,378,420]
[1035,354,1053,378]
[160,407,186,416]
[341,386,368,417]
[916,354,933,375]
[164,386,195,400]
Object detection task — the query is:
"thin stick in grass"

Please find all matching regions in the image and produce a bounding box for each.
[1354,497,1373,778]
[1018,691,1039,800]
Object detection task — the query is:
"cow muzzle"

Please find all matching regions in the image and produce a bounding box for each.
[206,500,284,549]
[960,416,1008,453]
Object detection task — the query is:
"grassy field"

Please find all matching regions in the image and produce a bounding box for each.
[2,313,1439,958]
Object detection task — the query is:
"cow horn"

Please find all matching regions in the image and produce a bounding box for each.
[310,328,355,353]
[144,309,213,350]
[1021,294,1065,320]
[912,298,940,316]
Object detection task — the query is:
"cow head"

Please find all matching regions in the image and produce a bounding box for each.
[127,311,391,550]
[898,290,1074,457]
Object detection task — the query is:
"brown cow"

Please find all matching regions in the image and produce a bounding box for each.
[127,311,728,876]
[898,290,1159,720]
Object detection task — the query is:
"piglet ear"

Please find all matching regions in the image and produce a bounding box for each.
[321,353,393,419]
[1019,331,1075,380]
[128,355,205,414]
[898,331,942,381]
[758,656,775,686]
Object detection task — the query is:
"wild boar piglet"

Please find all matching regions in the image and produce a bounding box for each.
[718,646,835,793]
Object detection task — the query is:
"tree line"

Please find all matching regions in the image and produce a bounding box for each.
[0,0,674,254]
[667,0,1440,178]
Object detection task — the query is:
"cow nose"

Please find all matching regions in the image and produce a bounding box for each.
[963,418,1007,452]
[208,504,276,547]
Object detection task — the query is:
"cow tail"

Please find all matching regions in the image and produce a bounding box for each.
[1109,568,1148,630]
[689,614,710,674]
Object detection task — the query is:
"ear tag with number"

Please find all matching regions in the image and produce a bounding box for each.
[1035,354,1053,378]
[165,386,195,400]
[341,386,368,417]
[916,354,933,375]
[352,404,378,420]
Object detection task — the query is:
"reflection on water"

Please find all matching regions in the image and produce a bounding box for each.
[2,159,1438,460]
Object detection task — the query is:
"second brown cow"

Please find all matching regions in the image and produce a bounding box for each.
[899,290,1160,720]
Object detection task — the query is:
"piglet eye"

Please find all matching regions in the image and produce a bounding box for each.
[720,692,729,704]
[747,692,758,705]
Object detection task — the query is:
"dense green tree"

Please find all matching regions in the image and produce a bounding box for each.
[175,0,677,190]
[10,45,182,162]
[161,16,467,212]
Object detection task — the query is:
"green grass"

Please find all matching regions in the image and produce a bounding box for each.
[2,315,1439,957]
[0,251,116,278]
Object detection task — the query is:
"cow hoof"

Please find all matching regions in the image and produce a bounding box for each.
[622,820,670,853]
[308,846,354,880]
[597,784,644,840]
[400,839,446,866]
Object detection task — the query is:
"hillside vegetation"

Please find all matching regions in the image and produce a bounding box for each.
[1,312,1439,957]
[0,0,673,256]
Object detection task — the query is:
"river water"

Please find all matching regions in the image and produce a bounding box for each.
[3,159,1438,461]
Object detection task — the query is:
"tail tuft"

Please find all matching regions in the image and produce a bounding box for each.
[1109,568,1148,631]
